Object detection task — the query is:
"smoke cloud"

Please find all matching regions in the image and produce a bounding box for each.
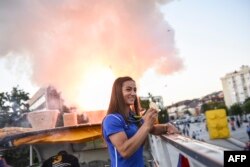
[0,0,183,108]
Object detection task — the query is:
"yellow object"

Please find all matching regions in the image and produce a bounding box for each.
[205,109,230,139]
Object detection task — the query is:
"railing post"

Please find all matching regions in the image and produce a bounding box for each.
[159,136,172,167]
[149,135,172,167]
[30,145,33,166]
[149,134,225,167]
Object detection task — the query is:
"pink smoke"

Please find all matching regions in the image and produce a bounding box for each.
[0,0,183,107]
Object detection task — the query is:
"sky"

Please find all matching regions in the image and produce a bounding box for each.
[0,0,250,110]
[158,0,250,105]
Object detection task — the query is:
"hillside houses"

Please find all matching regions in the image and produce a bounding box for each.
[167,91,224,119]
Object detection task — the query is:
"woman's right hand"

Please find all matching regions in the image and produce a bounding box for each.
[143,108,158,130]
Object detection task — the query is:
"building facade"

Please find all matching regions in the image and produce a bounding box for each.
[28,86,63,111]
[221,65,250,107]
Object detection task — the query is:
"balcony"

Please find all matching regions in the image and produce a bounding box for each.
[1,123,246,167]
[148,134,225,167]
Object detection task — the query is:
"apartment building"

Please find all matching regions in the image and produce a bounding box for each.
[221,65,250,107]
[28,86,63,111]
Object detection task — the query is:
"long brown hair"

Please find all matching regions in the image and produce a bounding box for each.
[107,76,140,121]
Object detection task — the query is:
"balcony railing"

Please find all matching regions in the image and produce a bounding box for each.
[148,134,227,167]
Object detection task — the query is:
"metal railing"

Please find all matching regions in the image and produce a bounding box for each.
[148,134,227,167]
[26,134,228,167]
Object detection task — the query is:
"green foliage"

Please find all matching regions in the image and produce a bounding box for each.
[184,110,192,116]
[201,102,228,115]
[229,103,243,116]
[244,97,250,104]
[0,92,10,127]
[242,100,250,114]
[0,87,39,165]
[4,146,39,167]
[7,86,29,112]
[0,86,30,127]
[139,99,150,110]
[158,108,169,123]
[200,103,209,113]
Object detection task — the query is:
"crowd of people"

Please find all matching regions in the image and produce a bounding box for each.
[245,120,250,150]
[176,115,250,144]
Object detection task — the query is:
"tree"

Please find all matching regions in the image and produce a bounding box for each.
[200,102,228,115]
[4,145,39,167]
[184,110,192,116]
[229,103,243,116]
[0,87,38,165]
[242,100,250,114]
[244,97,250,104]
[0,92,9,127]
[0,86,30,127]
[200,103,209,113]
[158,108,169,123]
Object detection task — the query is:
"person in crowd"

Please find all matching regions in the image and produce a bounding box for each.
[102,76,179,167]
[187,122,190,129]
[42,150,80,167]
[182,127,186,136]
[186,128,189,137]
[246,125,250,140]
[244,141,250,151]
[230,119,235,131]
[192,131,196,139]
[236,118,240,128]
[177,125,181,132]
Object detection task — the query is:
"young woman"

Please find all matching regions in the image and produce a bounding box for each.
[102,76,178,167]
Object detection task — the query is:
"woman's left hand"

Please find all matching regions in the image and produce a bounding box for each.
[165,123,179,134]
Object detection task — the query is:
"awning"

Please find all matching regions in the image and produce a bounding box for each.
[0,124,102,150]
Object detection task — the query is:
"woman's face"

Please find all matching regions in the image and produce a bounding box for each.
[122,80,137,106]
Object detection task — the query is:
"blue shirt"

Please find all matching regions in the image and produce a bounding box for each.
[102,113,144,167]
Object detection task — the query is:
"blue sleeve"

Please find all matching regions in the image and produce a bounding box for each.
[103,114,125,137]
